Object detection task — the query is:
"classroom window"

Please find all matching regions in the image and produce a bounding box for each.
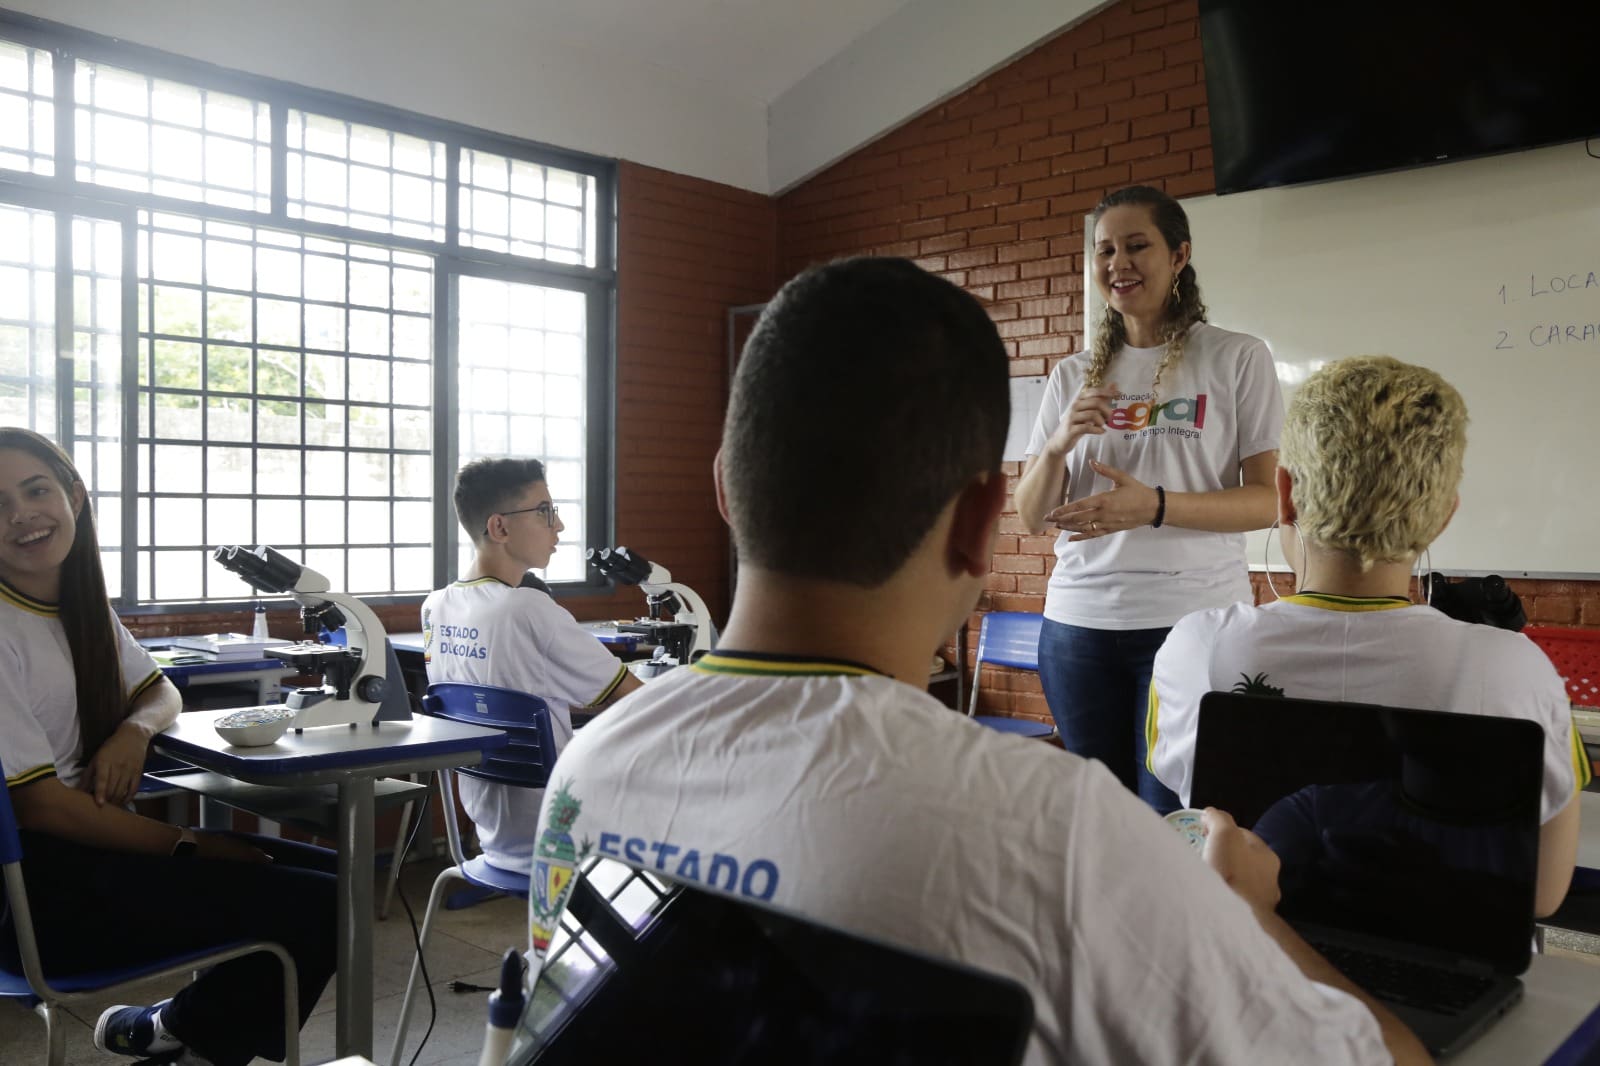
[0,201,55,433]
[286,111,448,242]
[135,212,434,603]
[455,274,588,583]
[75,59,272,212]
[459,148,599,267]
[0,18,615,610]
[0,39,52,175]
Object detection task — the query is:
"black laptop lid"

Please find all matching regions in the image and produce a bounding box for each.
[1192,693,1544,974]
[510,873,1034,1066]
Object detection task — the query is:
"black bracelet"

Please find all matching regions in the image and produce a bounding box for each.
[1152,485,1166,528]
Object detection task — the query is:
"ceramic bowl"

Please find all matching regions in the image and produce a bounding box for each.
[213,706,296,747]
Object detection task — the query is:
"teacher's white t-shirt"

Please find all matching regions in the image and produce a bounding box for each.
[1025,323,1283,630]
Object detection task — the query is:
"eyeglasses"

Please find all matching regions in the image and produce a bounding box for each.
[487,502,559,533]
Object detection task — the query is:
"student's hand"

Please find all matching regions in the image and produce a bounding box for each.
[1046,383,1118,455]
[81,722,152,807]
[1201,807,1282,913]
[193,831,273,864]
[1045,460,1160,540]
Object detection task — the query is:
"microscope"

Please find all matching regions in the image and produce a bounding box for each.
[587,546,717,667]
[213,544,410,729]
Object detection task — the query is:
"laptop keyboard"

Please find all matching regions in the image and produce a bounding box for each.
[1309,940,1494,1015]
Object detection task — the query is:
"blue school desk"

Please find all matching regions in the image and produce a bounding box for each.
[151,709,508,1060]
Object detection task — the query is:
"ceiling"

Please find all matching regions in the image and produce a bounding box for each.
[5,0,1097,193]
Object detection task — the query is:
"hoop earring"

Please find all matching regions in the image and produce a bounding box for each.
[1418,547,1435,605]
[1262,522,1281,601]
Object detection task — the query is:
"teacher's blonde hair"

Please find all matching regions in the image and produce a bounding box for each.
[1280,355,1467,570]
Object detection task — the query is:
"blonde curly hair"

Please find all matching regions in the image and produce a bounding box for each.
[1280,356,1467,570]
[1084,185,1208,403]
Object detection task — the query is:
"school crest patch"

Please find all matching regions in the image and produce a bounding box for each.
[530,780,587,954]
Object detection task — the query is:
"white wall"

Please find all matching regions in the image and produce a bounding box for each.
[766,0,1109,193]
[10,0,771,192]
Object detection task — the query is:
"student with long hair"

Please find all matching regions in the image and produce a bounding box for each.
[0,427,337,1066]
[1014,184,1283,811]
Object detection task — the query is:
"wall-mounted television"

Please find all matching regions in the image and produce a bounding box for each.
[1199,1,1600,195]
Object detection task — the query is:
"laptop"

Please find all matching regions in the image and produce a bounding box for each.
[509,868,1034,1066]
[1191,692,1546,1059]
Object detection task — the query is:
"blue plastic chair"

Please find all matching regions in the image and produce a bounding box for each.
[0,779,299,1065]
[390,681,556,1066]
[965,612,1056,739]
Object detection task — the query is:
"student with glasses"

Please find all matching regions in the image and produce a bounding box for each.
[420,458,642,874]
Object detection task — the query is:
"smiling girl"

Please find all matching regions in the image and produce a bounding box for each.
[0,427,336,1066]
[1012,185,1283,811]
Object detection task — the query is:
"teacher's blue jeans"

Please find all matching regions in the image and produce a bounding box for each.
[1038,618,1181,814]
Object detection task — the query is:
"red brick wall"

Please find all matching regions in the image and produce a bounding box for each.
[124,160,778,641]
[776,0,1600,719]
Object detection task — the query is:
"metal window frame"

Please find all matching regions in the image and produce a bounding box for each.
[0,8,619,611]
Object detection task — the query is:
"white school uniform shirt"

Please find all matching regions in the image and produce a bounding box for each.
[528,650,1388,1066]
[420,577,628,871]
[0,579,164,791]
[1148,593,1590,814]
[1025,322,1284,630]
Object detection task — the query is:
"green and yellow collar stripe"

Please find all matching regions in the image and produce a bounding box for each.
[691,651,882,678]
[0,577,57,617]
[6,764,57,789]
[454,576,511,588]
[1281,592,1413,613]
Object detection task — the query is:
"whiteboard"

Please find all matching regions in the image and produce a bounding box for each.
[1084,143,1600,576]
[1004,374,1048,461]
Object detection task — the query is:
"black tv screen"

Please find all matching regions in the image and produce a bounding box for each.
[1199,1,1600,195]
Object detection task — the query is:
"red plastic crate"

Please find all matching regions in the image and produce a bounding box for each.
[1525,626,1600,708]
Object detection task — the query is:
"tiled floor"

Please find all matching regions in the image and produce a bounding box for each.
[0,855,525,1066]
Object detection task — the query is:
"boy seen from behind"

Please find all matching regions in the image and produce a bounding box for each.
[528,258,1428,1066]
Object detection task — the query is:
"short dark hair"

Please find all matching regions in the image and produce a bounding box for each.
[454,457,547,543]
[723,257,1009,586]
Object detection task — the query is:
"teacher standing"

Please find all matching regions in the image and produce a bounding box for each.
[1014,185,1282,811]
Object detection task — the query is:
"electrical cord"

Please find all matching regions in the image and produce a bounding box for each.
[387,787,440,1066]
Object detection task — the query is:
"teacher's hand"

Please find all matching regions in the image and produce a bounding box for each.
[1044,460,1160,541]
[1046,382,1118,455]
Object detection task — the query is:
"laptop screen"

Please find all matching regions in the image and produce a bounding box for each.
[1191,693,1544,973]
[508,863,1034,1066]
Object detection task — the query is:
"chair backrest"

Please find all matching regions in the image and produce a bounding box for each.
[512,866,1034,1066]
[421,682,557,790]
[975,611,1044,673]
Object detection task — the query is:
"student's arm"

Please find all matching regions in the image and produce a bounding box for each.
[11,776,268,862]
[1536,793,1579,918]
[590,669,642,710]
[1014,382,1117,533]
[1203,808,1433,1066]
[82,675,182,807]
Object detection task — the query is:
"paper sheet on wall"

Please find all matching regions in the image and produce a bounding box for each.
[1003,375,1049,462]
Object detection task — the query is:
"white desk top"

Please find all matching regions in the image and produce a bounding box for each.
[1455,952,1600,1065]
[153,707,506,785]
[1580,791,1600,870]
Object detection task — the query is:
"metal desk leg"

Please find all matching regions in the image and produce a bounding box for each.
[334,777,376,1059]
